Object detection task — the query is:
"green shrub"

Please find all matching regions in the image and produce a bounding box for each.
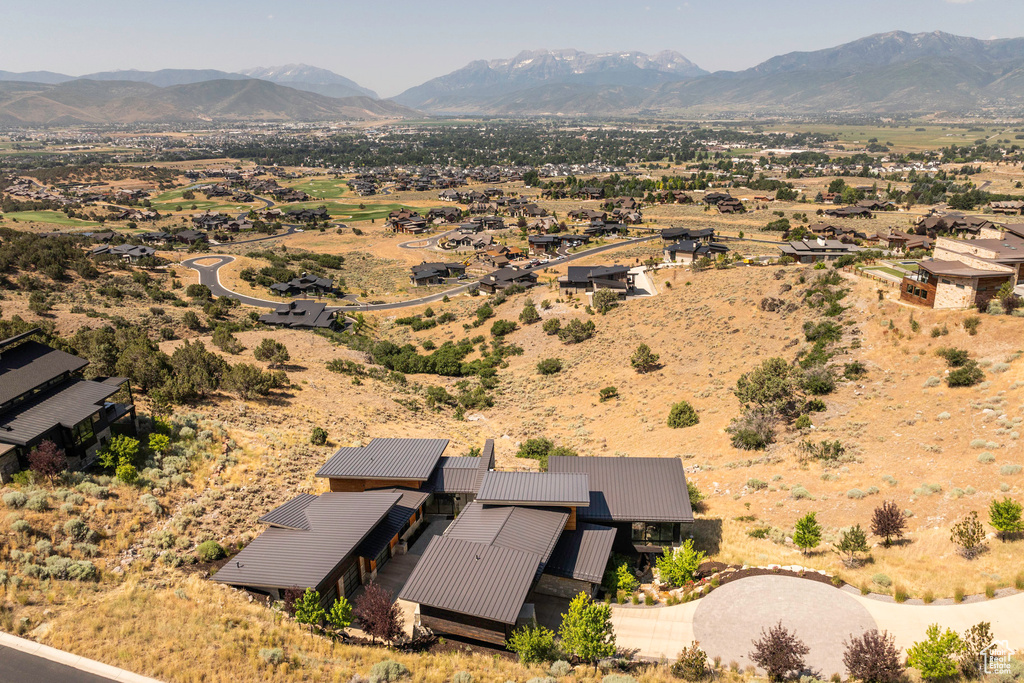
[557,318,596,344]
[946,362,984,387]
[935,347,970,367]
[25,494,48,512]
[548,660,572,677]
[63,517,89,541]
[259,648,284,666]
[542,318,561,335]
[506,624,557,663]
[196,540,226,562]
[1000,464,1022,475]
[599,386,618,402]
[310,427,328,446]
[747,478,768,490]
[536,358,562,375]
[601,676,638,683]
[490,319,517,337]
[794,414,812,430]
[452,673,473,683]
[872,573,892,588]
[369,659,409,683]
[667,401,700,428]
[978,452,996,463]
[656,540,706,586]
[2,492,26,509]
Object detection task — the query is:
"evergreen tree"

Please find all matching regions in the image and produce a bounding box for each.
[793,512,822,554]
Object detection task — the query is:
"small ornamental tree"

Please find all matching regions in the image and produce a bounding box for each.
[519,300,541,325]
[293,588,326,632]
[671,642,710,682]
[558,592,616,667]
[667,401,700,428]
[950,510,986,559]
[988,497,1023,541]
[326,596,353,632]
[959,621,994,678]
[630,343,660,373]
[147,433,170,463]
[907,624,962,681]
[833,524,869,568]
[99,435,140,471]
[793,512,822,555]
[28,440,67,485]
[843,630,904,683]
[253,338,290,367]
[871,500,906,547]
[656,539,706,586]
[354,582,404,644]
[749,621,810,683]
[505,624,556,663]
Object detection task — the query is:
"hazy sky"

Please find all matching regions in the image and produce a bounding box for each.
[3,0,1022,96]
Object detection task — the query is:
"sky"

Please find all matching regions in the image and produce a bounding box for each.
[3,0,1023,97]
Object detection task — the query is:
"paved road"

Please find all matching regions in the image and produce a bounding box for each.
[183,234,659,312]
[0,645,113,682]
[397,227,459,250]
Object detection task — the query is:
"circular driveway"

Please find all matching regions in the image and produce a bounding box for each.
[693,575,877,678]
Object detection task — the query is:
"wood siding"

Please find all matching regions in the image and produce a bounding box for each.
[328,478,423,493]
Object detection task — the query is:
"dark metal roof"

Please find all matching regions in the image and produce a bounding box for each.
[444,502,568,569]
[398,536,540,624]
[0,379,124,446]
[213,491,401,591]
[545,522,617,584]
[548,456,693,523]
[423,456,481,494]
[476,471,590,507]
[477,439,495,490]
[355,488,430,560]
[258,493,318,530]
[0,340,89,407]
[315,438,449,481]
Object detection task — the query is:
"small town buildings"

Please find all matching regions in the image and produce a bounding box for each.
[0,329,137,480]
[258,300,340,329]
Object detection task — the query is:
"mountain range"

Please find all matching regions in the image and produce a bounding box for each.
[392,32,1024,114]
[4,31,1024,123]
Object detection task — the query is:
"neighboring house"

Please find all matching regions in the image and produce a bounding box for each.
[900,260,1014,310]
[885,230,932,252]
[824,206,873,219]
[990,200,1024,215]
[778,238,859,263]
[558,265,634,295]
[661,227,715,243]
[258,300,339,329]
[270,274,334,296]
[174,229,207,244]
[664,240,729,264]
[527,234,588,255]
[583,223,627,238]
[410,262,467,287]
[0,329,137,478]
[91,244,156,264]
[932,235,1024,282]
[478,267,538,294]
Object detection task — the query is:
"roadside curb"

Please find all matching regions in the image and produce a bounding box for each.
[0,631,162,682]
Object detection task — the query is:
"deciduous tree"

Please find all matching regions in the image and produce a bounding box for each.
[558,592,615,667]
[354,583,404,644]
[749,621,809,682]
[871,500,906,547]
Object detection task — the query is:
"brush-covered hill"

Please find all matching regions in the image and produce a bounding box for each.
[0,78,418,125]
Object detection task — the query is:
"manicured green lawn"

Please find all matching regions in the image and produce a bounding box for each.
[286,178,348,199]
[3,211,100,227]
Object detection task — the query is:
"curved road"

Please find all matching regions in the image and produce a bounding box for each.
[183,234,659,312]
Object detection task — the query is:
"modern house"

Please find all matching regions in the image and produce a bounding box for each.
[410,262,467,287]
[258,300,340,329]
[90,244,157,263]
[0,329,137,480]
[661,227,715,243]
[558,265,634,295]
[778,238,859,263]
[900,235,1022,309]
[478,267,538,294]
[664,241,729,264]
[270,274,334,297]
[216,437,693,646]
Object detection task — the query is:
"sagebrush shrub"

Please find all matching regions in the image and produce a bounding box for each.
[369,659,409,683]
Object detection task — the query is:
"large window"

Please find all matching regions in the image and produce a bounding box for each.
[631,522,678,546]
[71,418,96,449]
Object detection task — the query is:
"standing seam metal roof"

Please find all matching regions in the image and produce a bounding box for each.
[257,493,318,530]
[423,456,480,494]
[213,491,401,590]
[0,340,89,406]
[548,456,693,523]
[398,536,540,624]
[441,502,568,575]
[544,522,618,583]
[314,438,449,480]
[355,489,430,560]
[476,471,590,506]
[0,379,124,446]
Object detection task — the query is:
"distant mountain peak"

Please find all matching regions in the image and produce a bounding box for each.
[238,64,377,99]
